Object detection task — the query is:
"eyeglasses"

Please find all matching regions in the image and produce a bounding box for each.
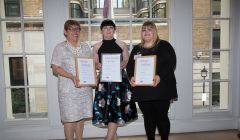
[68,27,81,32]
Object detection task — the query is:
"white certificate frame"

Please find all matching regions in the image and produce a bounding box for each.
[75,57,97,86]
[100,53,122,82]
[134,55,156,86]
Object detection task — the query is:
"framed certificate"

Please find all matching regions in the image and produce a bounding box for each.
[75,57,97,86]
[101,53,122,82]
[134,55,156,86]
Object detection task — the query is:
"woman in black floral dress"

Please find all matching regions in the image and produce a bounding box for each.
[92,19,138,140]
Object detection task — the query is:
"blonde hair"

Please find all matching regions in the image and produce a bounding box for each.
[139,21,160,48]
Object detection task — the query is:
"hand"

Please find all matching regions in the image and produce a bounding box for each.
[71,75,80,87]
[121,61,127,69]
[153,75,160,87]
[130,77,136,87]
[96,71,100,85]
[96,63,102,70]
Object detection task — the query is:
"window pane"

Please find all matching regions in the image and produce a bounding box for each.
[90,21,102,43]
[212,0,229,18]
[1,21,23,53]
[96,0,104,8]
[24,22,44,53]
[115,21,130,44]
[29,88,48,118]
[26,55,46,86]
[134,0,149,18]
[3,0,20,18]
[152,0,167,18]
[4,56,25,86]
[112,0,130,18]
[193,51,210,80]
[6,87,48,120]
[155,20,169,41]
[91,0,104,18]
[4,55,47,87]
[212,81,228,110]
[113,0,129,8]
[212,51,229,80]
[6,88,26,120]
[193,82,210,113]
[212,20,229,49]
[193,0,210,18]
[212,0,220,16]
[193,20,210,49]
[132,20,142,45]
[23,0,43,18]
[79,23,89,43]
[212,29,220,50]
[70,1,87,18]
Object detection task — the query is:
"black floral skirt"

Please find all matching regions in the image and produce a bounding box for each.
[92,77,138,127]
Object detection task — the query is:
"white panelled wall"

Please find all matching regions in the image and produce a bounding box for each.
[0,0,240,139]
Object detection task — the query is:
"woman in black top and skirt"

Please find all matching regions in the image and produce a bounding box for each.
[127,21,178,140]
[92,19,138,140]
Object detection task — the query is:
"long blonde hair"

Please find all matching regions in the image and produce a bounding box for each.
[139,21,160,48]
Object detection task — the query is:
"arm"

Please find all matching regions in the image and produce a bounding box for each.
[121,42,129,69]
[126,47,135,78]
[117,40,129,69]
[51,64,79,87]
[51,44,79,87]
[52,64,74,79]
[126,46,138,86]
[157,42,176,80]
[92,42,102,70]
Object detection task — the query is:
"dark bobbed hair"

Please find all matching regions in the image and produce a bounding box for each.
[100,19,116,30]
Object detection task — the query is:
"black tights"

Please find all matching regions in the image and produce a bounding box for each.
[138,100,170,140]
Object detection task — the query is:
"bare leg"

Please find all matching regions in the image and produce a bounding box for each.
[75,120,84,140]
[64,122,75,140]
[114,133,118,140]
[105,122,118,140]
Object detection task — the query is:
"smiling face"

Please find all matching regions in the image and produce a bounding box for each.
[141,26,155,43]
[64,25,81,43]
[140,21,160,47]
[63,20,81,44]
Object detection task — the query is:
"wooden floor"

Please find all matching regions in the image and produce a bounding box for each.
[85,130,239,140]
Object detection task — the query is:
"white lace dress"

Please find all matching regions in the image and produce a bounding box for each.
[51,41,93,122]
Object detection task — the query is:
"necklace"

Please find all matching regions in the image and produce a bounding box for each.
[67,42,82,56]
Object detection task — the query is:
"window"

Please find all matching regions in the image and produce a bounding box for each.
[112,0,129,8]
[152,1,166,18]
[69,0,170,114]
[212,29,220,56]
[70,1,85,18]
[212,0,221,16]
[192,0,230,113]
[4,0,20,17]
[70,0,167,19]
[1,0,48,120]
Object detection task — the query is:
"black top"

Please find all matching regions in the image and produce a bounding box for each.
[98,38,122,62]
[126,40,178,101]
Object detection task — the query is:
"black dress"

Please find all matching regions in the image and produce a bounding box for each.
[126,40,178,102]
[92,39,138,127]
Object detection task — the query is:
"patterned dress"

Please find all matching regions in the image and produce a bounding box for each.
[51,41,93,122]
[92,39,138,127]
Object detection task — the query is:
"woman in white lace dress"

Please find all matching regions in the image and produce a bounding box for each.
[51,20,93,140]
